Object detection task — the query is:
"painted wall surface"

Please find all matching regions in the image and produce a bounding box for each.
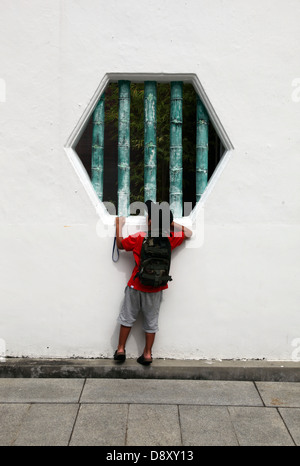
[1,0,300,360]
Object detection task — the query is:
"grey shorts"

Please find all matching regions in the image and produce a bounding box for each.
[117,286,163,333]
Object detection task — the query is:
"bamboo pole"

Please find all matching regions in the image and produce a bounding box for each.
[196,96,209,202]
[169,81,183,217]
[118,80,131,216]
[144,81,157,203]
[91,93,105,201]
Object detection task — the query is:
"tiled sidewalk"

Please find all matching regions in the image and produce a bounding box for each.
[0,378,299,446]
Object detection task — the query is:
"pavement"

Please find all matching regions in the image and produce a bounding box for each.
[0,358,299,448]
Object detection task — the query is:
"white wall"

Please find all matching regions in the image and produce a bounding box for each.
[1,0,300,360]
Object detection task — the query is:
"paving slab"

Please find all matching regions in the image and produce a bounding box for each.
[179,405,238,446]
[127,404,181,446]
[256,382,300,407]
[279,408,300,446]
[80,379,263,406]
[228,406,295,446]
[0,378,298,447]
[70,404,128,446]
[0,404,30,445]
[13,404,78,446]
[0,378,84,403]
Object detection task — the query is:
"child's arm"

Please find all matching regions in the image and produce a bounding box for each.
[171,221,193,239]
[115,216,126,249]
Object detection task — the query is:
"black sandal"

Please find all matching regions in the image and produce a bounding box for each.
[114,350,126,362]
[137,354,152,365]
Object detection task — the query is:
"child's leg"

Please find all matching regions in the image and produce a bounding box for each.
[117,325,131,354]
[143,332,155,360]
[116,286,140,355]
[140,290,162,362]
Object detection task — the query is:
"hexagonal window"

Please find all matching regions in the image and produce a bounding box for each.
[67,74,232,220]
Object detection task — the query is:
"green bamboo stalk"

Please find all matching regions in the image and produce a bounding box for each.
[170,81,183,217]
[196,96,209,202]
[144,81,157,203]
[118,80,131,216]
[91,93,105,200]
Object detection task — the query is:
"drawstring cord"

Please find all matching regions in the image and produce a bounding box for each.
[112,236,119,262]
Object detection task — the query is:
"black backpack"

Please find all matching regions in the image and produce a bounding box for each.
[134,236,172,288]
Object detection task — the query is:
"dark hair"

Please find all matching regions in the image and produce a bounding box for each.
[145,200,173,236]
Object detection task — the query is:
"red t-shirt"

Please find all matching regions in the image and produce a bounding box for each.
[121,231,185,293]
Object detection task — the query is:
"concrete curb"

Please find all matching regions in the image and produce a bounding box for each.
[0,358,300,381]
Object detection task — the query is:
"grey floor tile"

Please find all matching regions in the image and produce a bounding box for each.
[279,408,300,446]
[228,406,295,446]
[179,405,238,446]
[0,378,84,403]
[127,404,181,446]
[81,379,262,406]
[256,382,300,407]
[70,404,128,446]
[13,404,78,446]
[0,404,30,446]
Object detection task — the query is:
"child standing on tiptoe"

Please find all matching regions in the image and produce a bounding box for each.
[114,200,192,365]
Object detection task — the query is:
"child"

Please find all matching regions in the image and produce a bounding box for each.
[114,201,192,365]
